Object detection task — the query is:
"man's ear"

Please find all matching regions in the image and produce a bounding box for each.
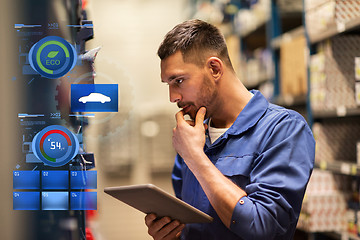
[206,57,223,82]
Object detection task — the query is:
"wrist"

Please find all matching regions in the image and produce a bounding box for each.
[183,150,210,172]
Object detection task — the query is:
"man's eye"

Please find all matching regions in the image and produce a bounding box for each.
[175,79,183,84]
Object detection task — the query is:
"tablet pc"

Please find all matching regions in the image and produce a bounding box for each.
[104,184,213,223]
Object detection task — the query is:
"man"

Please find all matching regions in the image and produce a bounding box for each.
[145,19,315,240]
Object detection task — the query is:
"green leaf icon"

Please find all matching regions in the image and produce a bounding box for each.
[47,51,59,58]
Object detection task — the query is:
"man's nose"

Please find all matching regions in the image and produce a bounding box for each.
[169,86,181,103]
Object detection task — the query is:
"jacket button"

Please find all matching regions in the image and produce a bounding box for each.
[239,199,245,205]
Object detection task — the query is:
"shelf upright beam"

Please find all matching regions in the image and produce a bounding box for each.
[268,0,282,99]
[303,0,314,127]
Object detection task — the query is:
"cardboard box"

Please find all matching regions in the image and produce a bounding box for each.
[306,1,336,39]
[306,0,360,40]
[322,35,360,110]
[304,0,329,10]
[310,53,326,111]
[299,169,349,232]
[312,119,360,163]
[280,35,307,97]
[335,0,360,24]
[309,35,360,111]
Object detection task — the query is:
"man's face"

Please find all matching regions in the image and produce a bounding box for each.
[161,51,218,120]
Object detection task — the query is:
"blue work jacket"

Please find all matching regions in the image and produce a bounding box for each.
[172,90,315,240]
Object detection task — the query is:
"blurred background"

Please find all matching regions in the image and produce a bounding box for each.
[1,0,360,240]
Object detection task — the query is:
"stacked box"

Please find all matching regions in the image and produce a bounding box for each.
[306,169,352,194]
[310,35,360,111]
[323,35,360,110]
[305,0,360,40]
[356,57,360,106]
[241,48,273,89]
[309,53,326,111]
[298,194,347,232]
[298,169,349,232]
[234,0,270,37]
[312,123,332,162]
[312,119,360,163]
[280,35,307,97]
[335,0,360,24]
[304,0,329,10]
[305,1,336,39]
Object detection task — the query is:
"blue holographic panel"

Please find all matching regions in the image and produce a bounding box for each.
[42,192,69,210]
[70,171,97,189]
[13,192,40,210]
[13,171,40,189]
[42,171,69,189]
[70,192,97,210]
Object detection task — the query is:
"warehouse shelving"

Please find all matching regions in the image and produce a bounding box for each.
[309,231,360,240]
[309,17,360,44]
[312,107,360,119]
[240,20,267,38]
[304,0,360,239]
[315,160,360,177]
[270,25,305,49]
[273,94,307,108]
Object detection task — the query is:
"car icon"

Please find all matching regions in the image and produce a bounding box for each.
[78,93,111,103]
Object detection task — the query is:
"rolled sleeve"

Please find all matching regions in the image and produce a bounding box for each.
[230,196,254,232]
[230,195,292,239]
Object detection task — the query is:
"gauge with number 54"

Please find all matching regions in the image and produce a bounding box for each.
[32,125,79,167]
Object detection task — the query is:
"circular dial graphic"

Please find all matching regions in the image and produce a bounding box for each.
[28,36,77,79]
[32,125,79,167]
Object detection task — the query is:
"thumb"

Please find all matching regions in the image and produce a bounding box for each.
[195,107,206,127]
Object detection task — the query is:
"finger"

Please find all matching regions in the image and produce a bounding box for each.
[204,123,208,130]
[147,217,171,237]
[165,223,185,240]
[175,110,185,124]
[175,110,185,123]
[154,220,181,239]
[195,107,206,127]
[145,213,157,227]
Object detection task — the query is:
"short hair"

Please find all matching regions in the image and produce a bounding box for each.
[157,19,233,69]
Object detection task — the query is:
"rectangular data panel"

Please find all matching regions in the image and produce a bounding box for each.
[71,84,118,112]
[42,171,69,189]
[70,171,97,189]
[42,192,69,210]
[13,192,40,210]
[13,171,40,189]
[70,192,97,210]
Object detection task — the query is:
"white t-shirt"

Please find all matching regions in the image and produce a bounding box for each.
[208,92,254,144]
[208,120,229,144]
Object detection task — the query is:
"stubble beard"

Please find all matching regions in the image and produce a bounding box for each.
[189,75,218,120]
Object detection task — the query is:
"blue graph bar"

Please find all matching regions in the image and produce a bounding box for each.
[70,192,97,210]
[42,171,69,189]
[13,192,40,210]
[70,171,97,189]
[13,171,40,189]
[14,24,42,28]
[42,192,69,210]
